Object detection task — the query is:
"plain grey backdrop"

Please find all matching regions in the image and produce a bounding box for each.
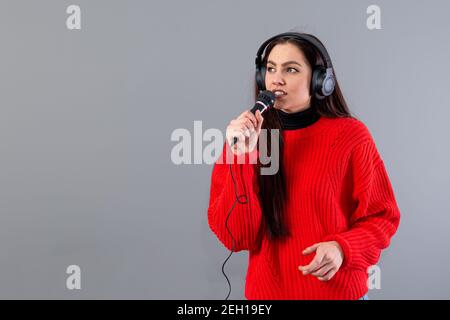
[0,0,449,299]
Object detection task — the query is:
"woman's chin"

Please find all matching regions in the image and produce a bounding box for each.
[274,103,285,110]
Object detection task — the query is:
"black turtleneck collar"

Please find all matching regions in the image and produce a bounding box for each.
[275,106,321,130]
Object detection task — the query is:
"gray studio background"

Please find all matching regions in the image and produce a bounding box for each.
[0,0,448,299]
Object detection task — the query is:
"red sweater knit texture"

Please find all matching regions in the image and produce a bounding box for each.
[207,115,401,300]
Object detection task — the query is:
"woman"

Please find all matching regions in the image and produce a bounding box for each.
[207,32,400,300]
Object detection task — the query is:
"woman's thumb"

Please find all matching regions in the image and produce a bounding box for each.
[256,110,264,129]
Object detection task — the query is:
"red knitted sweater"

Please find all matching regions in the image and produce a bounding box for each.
[207,116,401,300]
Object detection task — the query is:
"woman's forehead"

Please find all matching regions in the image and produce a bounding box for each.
[267,43,306,63]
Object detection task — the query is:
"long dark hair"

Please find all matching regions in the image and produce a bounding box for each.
[254,34,357,241]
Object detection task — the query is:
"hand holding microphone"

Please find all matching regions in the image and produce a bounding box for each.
[226,91,275,156]
[226,110,264,156]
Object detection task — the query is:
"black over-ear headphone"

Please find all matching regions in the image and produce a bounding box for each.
[255,32,336,100]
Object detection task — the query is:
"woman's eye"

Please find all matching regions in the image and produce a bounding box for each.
[266,67,298,73]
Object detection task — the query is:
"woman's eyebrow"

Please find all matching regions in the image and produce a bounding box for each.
[267,60,302,67]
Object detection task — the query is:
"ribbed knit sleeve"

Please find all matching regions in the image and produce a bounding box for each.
[207,143,263,252]
[324,137,401,272]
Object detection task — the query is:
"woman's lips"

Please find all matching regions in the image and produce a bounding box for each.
[273,90,287,98]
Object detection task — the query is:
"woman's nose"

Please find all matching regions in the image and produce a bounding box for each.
[271,73,285,85]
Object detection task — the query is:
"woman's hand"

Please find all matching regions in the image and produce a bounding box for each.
[298,241,344,281]
[226,110,264,156]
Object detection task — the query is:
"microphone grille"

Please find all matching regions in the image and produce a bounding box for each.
[257,90,276,108]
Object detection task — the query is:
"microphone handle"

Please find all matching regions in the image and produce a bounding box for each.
[250,100,270,115]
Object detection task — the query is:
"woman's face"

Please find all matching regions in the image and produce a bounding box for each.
[265,42,312,113]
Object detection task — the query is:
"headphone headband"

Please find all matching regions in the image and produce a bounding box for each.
[255,32,333,69]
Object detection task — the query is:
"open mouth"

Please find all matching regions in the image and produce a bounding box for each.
[273,90,287,97]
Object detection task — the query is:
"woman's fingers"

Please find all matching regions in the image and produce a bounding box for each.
[317,267,338,281]
[255,110,264,133]
[232,118,254,135]
[311,262,334,277]
[227,109,264,155]
[299,251,326,275]
[241,113,257,131]
[242,119,255,136]
[239,111,258,127]
[229,124,250,139]
[229,128,245,142]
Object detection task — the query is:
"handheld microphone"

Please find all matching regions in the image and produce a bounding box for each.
[231,90,276,146]
[222,90,275,300]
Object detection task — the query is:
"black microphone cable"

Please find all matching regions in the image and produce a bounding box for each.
[220,90,275,300]
[222,156,248,300]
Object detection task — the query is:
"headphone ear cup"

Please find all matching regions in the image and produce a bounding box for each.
[311,66,324,99]
[322,68,335,97]
[255,65,266,91]
[311,66,334,100]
